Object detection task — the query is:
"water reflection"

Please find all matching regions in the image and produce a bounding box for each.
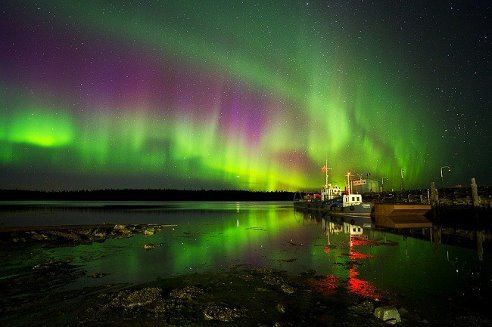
[303,210,492,320]
[1,201,492,321]
[319,215,383,300]
[429,224,492,262]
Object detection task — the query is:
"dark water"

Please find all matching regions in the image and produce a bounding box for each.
[1,201,491,323]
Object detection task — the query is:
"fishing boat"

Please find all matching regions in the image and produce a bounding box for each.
[294,163,373,217]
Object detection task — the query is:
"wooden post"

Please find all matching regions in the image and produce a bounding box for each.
[477,230,484,262]
[430,182,439,206]
[471,178,479,208]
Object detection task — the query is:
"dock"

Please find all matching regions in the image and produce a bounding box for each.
[373,203,431,217]
[372,203,432,229]
[374,214,432,229]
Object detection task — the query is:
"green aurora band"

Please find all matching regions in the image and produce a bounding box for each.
[1,1,455,190]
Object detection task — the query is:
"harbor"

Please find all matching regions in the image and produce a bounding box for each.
[294,169,492,231]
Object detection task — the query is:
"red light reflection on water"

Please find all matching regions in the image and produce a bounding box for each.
[349,249,370,260]
[347,267,381,300]
[347,236,381,300]
[314,235,382,300]
[350,237,381,247]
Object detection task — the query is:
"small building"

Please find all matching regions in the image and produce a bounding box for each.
[352,178,379,193]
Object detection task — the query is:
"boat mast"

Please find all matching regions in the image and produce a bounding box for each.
[324,157,328,188]
[346,172,352,194]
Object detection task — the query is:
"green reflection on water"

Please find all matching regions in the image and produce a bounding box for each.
[2,202,492,322]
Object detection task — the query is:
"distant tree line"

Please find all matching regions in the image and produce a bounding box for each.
[0,189,296,201]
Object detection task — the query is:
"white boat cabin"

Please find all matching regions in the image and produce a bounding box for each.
[344,222,364,236]
[342,193,363,207]
[321,184,342,201]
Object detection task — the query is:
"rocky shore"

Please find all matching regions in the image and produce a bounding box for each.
[1,224,491,326]
[0,223,174,247]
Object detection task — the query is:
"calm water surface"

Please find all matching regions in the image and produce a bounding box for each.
[1,201,491,321]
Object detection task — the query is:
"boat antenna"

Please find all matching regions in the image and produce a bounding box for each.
[325,157,328,188]
[323,156,331,188]
[346,171,352,194]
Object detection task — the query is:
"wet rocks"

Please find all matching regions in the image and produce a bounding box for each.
[143,226,156,236]
[90,272,107,278]
[143,242,162,250]
[30,231,49,241]
[374,306,401,324]
[110,287,163,310]
[169,285,205,301]
[203,304,247,322]
[0,259,86,318]
[262,273,296,294]
[91,228,107,239]
[276,303,286,314]
[0,223,171,247]
[280,283,295,294]
[46,230,82,242]
[2,264,436,327]
[112,224,133,237]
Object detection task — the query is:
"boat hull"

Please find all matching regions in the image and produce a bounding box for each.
[294,200,373,216]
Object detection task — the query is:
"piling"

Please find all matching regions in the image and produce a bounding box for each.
[430,182,439,206]
[471,178,479,208]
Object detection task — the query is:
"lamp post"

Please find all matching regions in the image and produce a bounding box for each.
[400,169,404,191]
[381,177,388,192]
[440,165,451,186]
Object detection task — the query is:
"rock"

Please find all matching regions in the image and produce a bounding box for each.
[143,242,164,250]
[90,272,107,278]
[238,273,254,282]
[263,275,284,286]
[76,229,93,236]
[280,284,295,294]
[169,286,204,301]
[144,243,156,250]
[47,230,81,242]
[91,228,107,239]
[30,232,49,241]
[203,304,246,322]
[143,227,155,236]
[113,224,132,236]
[374,306,401,324]
[111,287,162,310]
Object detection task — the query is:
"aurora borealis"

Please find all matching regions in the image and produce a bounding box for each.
[1,1,490,191]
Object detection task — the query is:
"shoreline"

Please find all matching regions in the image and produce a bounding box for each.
[2,258,489,326]
[1,224,491,326]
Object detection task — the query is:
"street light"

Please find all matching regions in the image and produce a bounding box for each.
[440,165,451,185]
[400,168,404,191]
[381,177,388,192]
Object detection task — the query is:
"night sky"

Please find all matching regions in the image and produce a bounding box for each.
[1,1,490,191]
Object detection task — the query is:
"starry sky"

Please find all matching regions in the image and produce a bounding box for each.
[1,1,490,191]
